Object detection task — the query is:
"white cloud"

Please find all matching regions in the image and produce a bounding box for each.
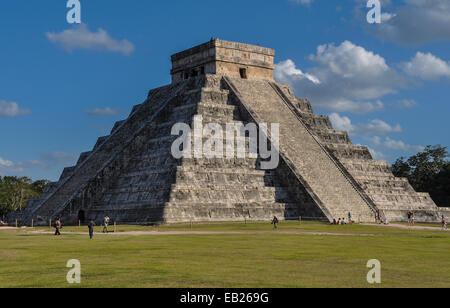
[358,119,402,135]
[381,12,397,22]
[85,107,119,116]
[329,113,354,132]
[40,152,78,165]
[291,0,314,5]
[368,0,450,45]
[382,137,424,152]
[0,157,25,174]
[0,152,79,177]
[275,41,405,114]
[0,100,30,118]
[329,113,402,136]
[368,147,386,160]
[395,99,418,108]
[401,52,450,81]
[274,59,320,85]
[0,157,14,168]
[46,24,135,56]
[371,136,382,146]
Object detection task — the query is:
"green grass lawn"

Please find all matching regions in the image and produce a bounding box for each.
[0,222,449,288]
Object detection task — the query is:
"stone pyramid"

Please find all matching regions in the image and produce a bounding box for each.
[15,39,449,225]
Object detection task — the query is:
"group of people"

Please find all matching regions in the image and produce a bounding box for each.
[375,210,389,225]
[332,213,354,225]
[53,215,112,239]
[407,211,416,226]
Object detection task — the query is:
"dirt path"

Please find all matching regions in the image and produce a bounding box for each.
[363,223,448,232]
[4,224,447,236]
[23,230,377,237]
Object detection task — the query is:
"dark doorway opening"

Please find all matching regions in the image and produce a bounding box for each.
[78,210,85,224]
[240,68,248,79]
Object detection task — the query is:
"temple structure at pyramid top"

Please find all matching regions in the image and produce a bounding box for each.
[171,39,275,83]
[9,39,450,226]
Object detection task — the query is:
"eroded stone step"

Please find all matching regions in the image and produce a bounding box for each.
[312,129,351,145]
[325,144,372,160]
[181,87,230,105]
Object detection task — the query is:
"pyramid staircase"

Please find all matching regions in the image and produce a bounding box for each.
[224,77,376,222]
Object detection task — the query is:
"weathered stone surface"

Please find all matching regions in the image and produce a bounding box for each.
[171,39,275,83]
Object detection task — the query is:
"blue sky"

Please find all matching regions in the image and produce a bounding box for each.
[0,0,449,181]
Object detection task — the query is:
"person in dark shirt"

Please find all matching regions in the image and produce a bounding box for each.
[272,216,279,229]
[88,221,96,239]
[54,218,62,236]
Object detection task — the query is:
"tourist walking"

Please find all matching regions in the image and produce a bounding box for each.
[88,221,96,239]
[407,211,412,226]
[442,215,447,230]
[54,218,62,236]
[272,216,279,229]
[103,216,110,233]
[411,212,415,226]
[348,212,352,225]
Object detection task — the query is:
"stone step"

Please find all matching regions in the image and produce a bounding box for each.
[361,181,415,193]
[375,199,437,210]
[175,169,274,185]
[85,201,302,223]
[111,120,126,134]
[297,112,333,130]
[76,152,92,165]
[102,183,291,196]
[59,166,76,181]
[325,144,373,160]
[179,158,260,169]
[312,129,351,145]
[340,159,391,172]
[276,84,315,114]
[144,135,255,152]
[93,136,109,150]
[181,87,230,105]
[352,173,398,180]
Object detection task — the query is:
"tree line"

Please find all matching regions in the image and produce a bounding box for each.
[392,145,450,207]
[0,176,48,219]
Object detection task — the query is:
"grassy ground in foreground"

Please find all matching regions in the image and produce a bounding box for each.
[0,222,449,288]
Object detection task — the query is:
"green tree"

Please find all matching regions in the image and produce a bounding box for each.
[391,157,411,178]
[392,145,450,207]
[0,176,49,218]
[32,180,49,195]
